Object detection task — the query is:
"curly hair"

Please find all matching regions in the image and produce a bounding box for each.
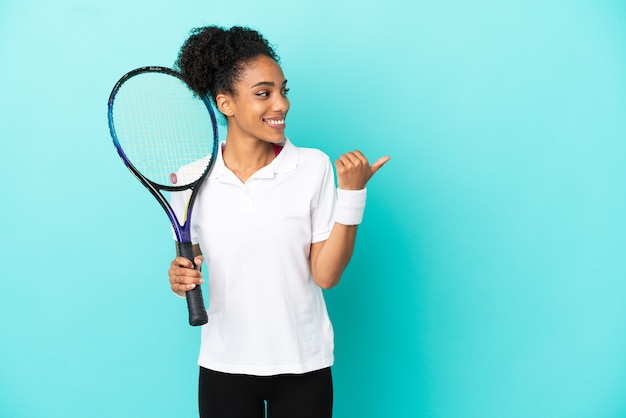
[175,25,280,100]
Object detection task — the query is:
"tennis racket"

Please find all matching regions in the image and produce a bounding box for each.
[107,66,219,326]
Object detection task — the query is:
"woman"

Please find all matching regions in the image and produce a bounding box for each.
[167,25,389,418]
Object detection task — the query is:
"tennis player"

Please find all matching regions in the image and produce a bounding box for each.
[167,25,389,418]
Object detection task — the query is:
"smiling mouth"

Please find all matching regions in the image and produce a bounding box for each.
[264,118,285,128]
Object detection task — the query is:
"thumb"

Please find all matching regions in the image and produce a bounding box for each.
[370,156,391,176]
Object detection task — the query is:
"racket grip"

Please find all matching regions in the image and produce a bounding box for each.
[177,241,208,326]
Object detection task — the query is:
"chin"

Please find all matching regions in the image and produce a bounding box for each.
[266,135,286,144]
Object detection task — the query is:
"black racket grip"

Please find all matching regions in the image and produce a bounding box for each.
[177,241,208,326]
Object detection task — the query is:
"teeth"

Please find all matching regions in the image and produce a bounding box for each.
[266,119,285,125]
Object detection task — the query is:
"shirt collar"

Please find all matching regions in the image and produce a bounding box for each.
[209,138,298,182]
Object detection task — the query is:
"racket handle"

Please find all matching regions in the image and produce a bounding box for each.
[177,241,208,326]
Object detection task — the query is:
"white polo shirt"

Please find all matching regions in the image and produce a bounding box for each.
[172,138,336,376]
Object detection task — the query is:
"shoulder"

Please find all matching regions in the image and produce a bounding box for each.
[286,139,330,165]
[297,146,329,162]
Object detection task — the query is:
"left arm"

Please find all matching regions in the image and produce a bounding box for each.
[311,151,390,289]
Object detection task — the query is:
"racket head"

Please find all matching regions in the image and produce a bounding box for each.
[107,66,219,241]
[108,66,219,190]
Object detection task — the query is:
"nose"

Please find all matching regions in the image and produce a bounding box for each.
[272,94,289,113]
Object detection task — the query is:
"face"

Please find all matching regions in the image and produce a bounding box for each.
[217,55,290,144]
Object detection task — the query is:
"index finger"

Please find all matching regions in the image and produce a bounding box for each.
[174,256,195,269]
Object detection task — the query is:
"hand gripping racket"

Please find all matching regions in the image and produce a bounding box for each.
[107,66,218,326]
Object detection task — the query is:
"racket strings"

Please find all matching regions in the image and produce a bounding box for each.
[112,72,215,187]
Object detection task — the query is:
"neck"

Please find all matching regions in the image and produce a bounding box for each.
[222,136,276,183]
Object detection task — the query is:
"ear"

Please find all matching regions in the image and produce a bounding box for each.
[216,93,234,117]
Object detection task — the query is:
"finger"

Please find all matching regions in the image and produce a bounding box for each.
[334,157,348,173]
[178,266,203,278]
[351,150,369,164]
[173,256,195,269]
[370,156,391,175]
[172,271,203,286]
[341,151,367,167]
[169,265,202,284]
[177,282,197,292]
[194,255,204,268]
[337,154,356,168]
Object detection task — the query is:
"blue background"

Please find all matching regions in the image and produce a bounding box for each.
[1,0,625,417]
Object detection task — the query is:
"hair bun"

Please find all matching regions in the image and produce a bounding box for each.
[176,25,279,100]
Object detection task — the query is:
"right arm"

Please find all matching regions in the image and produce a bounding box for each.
[168,244,204,297]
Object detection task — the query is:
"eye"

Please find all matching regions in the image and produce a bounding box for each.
[281,87,290,97]
[256,91,270,98]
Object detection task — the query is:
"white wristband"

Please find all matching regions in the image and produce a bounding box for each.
[334,188,367,225]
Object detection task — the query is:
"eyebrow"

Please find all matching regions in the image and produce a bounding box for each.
[251,80,288,89]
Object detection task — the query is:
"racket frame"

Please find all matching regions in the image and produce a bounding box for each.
[107,66,219,325]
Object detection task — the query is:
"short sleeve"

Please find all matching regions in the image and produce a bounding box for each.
[311,157,336,243]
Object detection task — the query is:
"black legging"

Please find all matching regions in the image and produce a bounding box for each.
[198,367,333,418]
